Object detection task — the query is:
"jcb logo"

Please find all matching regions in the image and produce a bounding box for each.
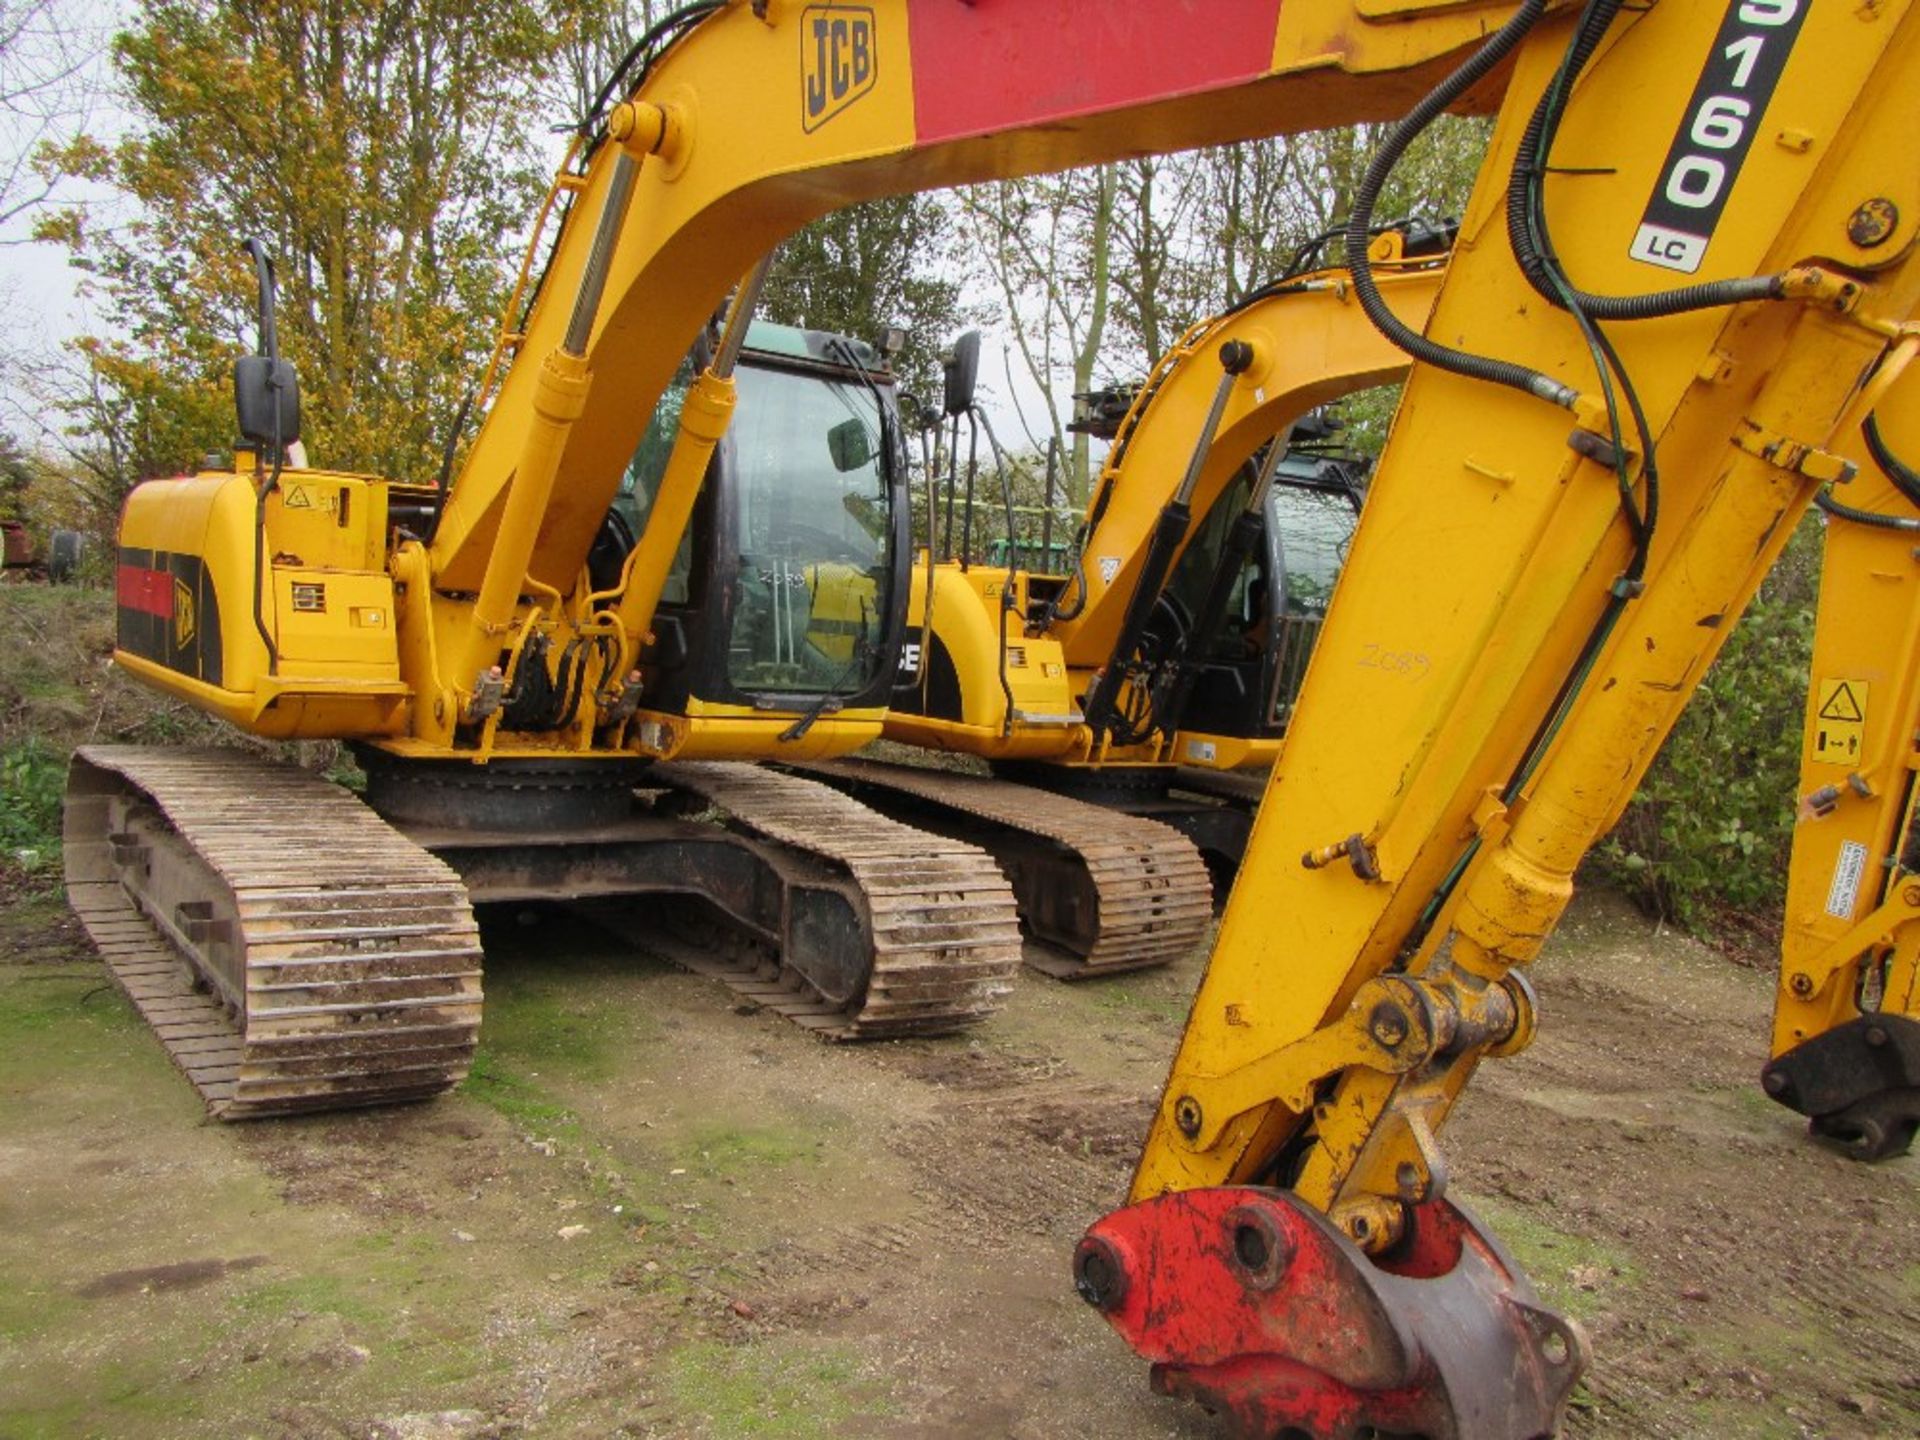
[172,577,196,649]
[801,6,875,132]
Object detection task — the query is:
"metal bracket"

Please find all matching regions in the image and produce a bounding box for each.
[1732,420,1858,485]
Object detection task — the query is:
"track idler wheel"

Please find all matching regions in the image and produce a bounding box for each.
[1075,1188,1588,1440]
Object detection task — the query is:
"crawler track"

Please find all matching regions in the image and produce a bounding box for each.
[795,759,1213,978]
[1169,765,1268,808]
[63,747,483,1119]
[652,762,1022,1037]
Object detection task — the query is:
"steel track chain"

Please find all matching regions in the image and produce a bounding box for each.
[64,747,483,1118]
[795,758,1213,978]
[653,762,1022,1037]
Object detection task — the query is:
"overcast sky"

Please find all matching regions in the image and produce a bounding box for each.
[0,3,1071,472]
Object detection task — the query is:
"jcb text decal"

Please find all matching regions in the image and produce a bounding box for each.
[802,5,876,132]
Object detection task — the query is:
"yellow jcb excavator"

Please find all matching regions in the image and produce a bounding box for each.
[58,2,1913,1434]
[799,235,1445,975]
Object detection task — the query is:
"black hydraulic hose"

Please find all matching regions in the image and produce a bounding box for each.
[941,412,960,560]
[1083,501,1191,738]
[1037,520,1091,628]
[976,406,1020,570]
[1152,505,1266,738]
[1865,413,1920,507]
[428,385,477,544]
[959,416,980,569]
[1815,487,1920,532]
[250,395,283,678]
[973,405,1022,737]
[580,3,725,145]
[1506,0,1786,322]
[1345,0,1579,411]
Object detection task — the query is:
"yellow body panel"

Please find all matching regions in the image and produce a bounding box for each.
[1169,733,1280,772]
[659,701,884,762]
[429,1,1508,613]
[115,466,408,738]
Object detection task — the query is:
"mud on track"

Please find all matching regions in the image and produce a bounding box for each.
[1,886,1915,1439]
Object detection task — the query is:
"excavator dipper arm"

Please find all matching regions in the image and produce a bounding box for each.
[1079,0,1917,1432]
[1764,362,1920,1160]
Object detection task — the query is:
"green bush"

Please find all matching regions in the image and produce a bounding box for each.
[0,737,67,873]
[1592,511,1822,934]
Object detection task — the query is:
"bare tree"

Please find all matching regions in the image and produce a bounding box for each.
[0,0,103,239]
[959,165,1114,505]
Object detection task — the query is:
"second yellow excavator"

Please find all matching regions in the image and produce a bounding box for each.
[800,236,1444,975]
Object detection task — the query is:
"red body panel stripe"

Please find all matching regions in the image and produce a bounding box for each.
[906,0,1284,146]
[117,563,174,618]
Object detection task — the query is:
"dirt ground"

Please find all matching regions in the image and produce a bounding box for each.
[1,877,1915,1440]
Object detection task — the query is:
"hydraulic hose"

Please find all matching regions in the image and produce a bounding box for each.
[1815,488,1920,531]
[1506,0,1786,321]
[1345,0,1579,410]
[1865,413,1920,507]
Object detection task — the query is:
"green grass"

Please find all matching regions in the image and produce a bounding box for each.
[662,1338,884,1438]
[1683,1398,1809,1440]
[234,1271,388,1329]
[463,1049,583,1135]
[0,966,139,1087]
[1090,980,1189,1024]
[0,1282,81,1343]
[472,955,656,1083]
[0,736,68,872]
[680,1121,825,1174]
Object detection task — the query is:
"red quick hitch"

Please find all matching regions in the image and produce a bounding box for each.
[1075,1188,1588,1440]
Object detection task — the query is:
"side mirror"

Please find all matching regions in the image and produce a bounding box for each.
[235,355,301,455]
[828,416,875,472]
[942,330,981,418]
[235,238,301,456]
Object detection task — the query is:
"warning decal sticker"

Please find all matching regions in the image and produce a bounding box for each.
[1812,678,1868,764]
[1825,838,1868,920]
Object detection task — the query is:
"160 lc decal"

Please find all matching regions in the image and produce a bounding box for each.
[1630,0,1810,275]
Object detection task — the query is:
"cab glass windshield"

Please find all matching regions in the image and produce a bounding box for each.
[724,362,893,695]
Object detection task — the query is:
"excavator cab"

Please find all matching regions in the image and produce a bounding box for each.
[591,320,910,756]
[1145,437,1365,758]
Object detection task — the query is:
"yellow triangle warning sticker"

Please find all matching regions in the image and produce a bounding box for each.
[284,484,312,509]
[1812,678,1869,765]
[1817,680,1865,723]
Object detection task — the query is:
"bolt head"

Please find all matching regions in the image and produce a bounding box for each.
[1849,197,1900,249]
[1173,1096,1203,1139]
[1368,1003,1410,1049]
[1789,973,1815,998]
